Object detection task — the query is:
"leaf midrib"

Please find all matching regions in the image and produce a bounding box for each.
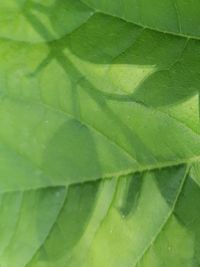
[81,1,200,41]
[25,165,192,267]
[0,94,200,193]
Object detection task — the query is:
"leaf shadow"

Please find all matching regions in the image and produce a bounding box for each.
[117,172,144,218]
[23,1,200,109]
[23,2,158,165]
[154,164,200,263]
[173,175,200,265]
[66,12,200,108]
[37,180,101,263]
[20,2,200,257]
[21,6,157,250]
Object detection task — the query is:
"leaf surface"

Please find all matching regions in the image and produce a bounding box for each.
[0,1,200,266]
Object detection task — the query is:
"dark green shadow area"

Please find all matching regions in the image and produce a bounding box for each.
[42,119,102,183]
[175,176,200,266]
[18,0,199,110]
[31,180,100,264]
[23,2,157,166]
[155,164,187,206]
[67,13,199,107]
[117,172,143,218]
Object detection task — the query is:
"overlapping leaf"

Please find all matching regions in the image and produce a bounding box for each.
[0,0,200,266]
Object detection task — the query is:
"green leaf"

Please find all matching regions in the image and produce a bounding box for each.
[0,0,200,266]
[82,0,200,38]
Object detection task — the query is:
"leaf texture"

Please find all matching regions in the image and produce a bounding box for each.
[0,0,199,266]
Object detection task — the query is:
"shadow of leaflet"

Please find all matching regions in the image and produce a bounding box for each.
[20,7,157,259]
[117,172,144,218]
[23,1,157,167]
[43,119,103,183]
[18,1,106,260]
[174,175,200,266]
[67,11,200,108]
[19,3,199,261]
[33,180,101,263]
